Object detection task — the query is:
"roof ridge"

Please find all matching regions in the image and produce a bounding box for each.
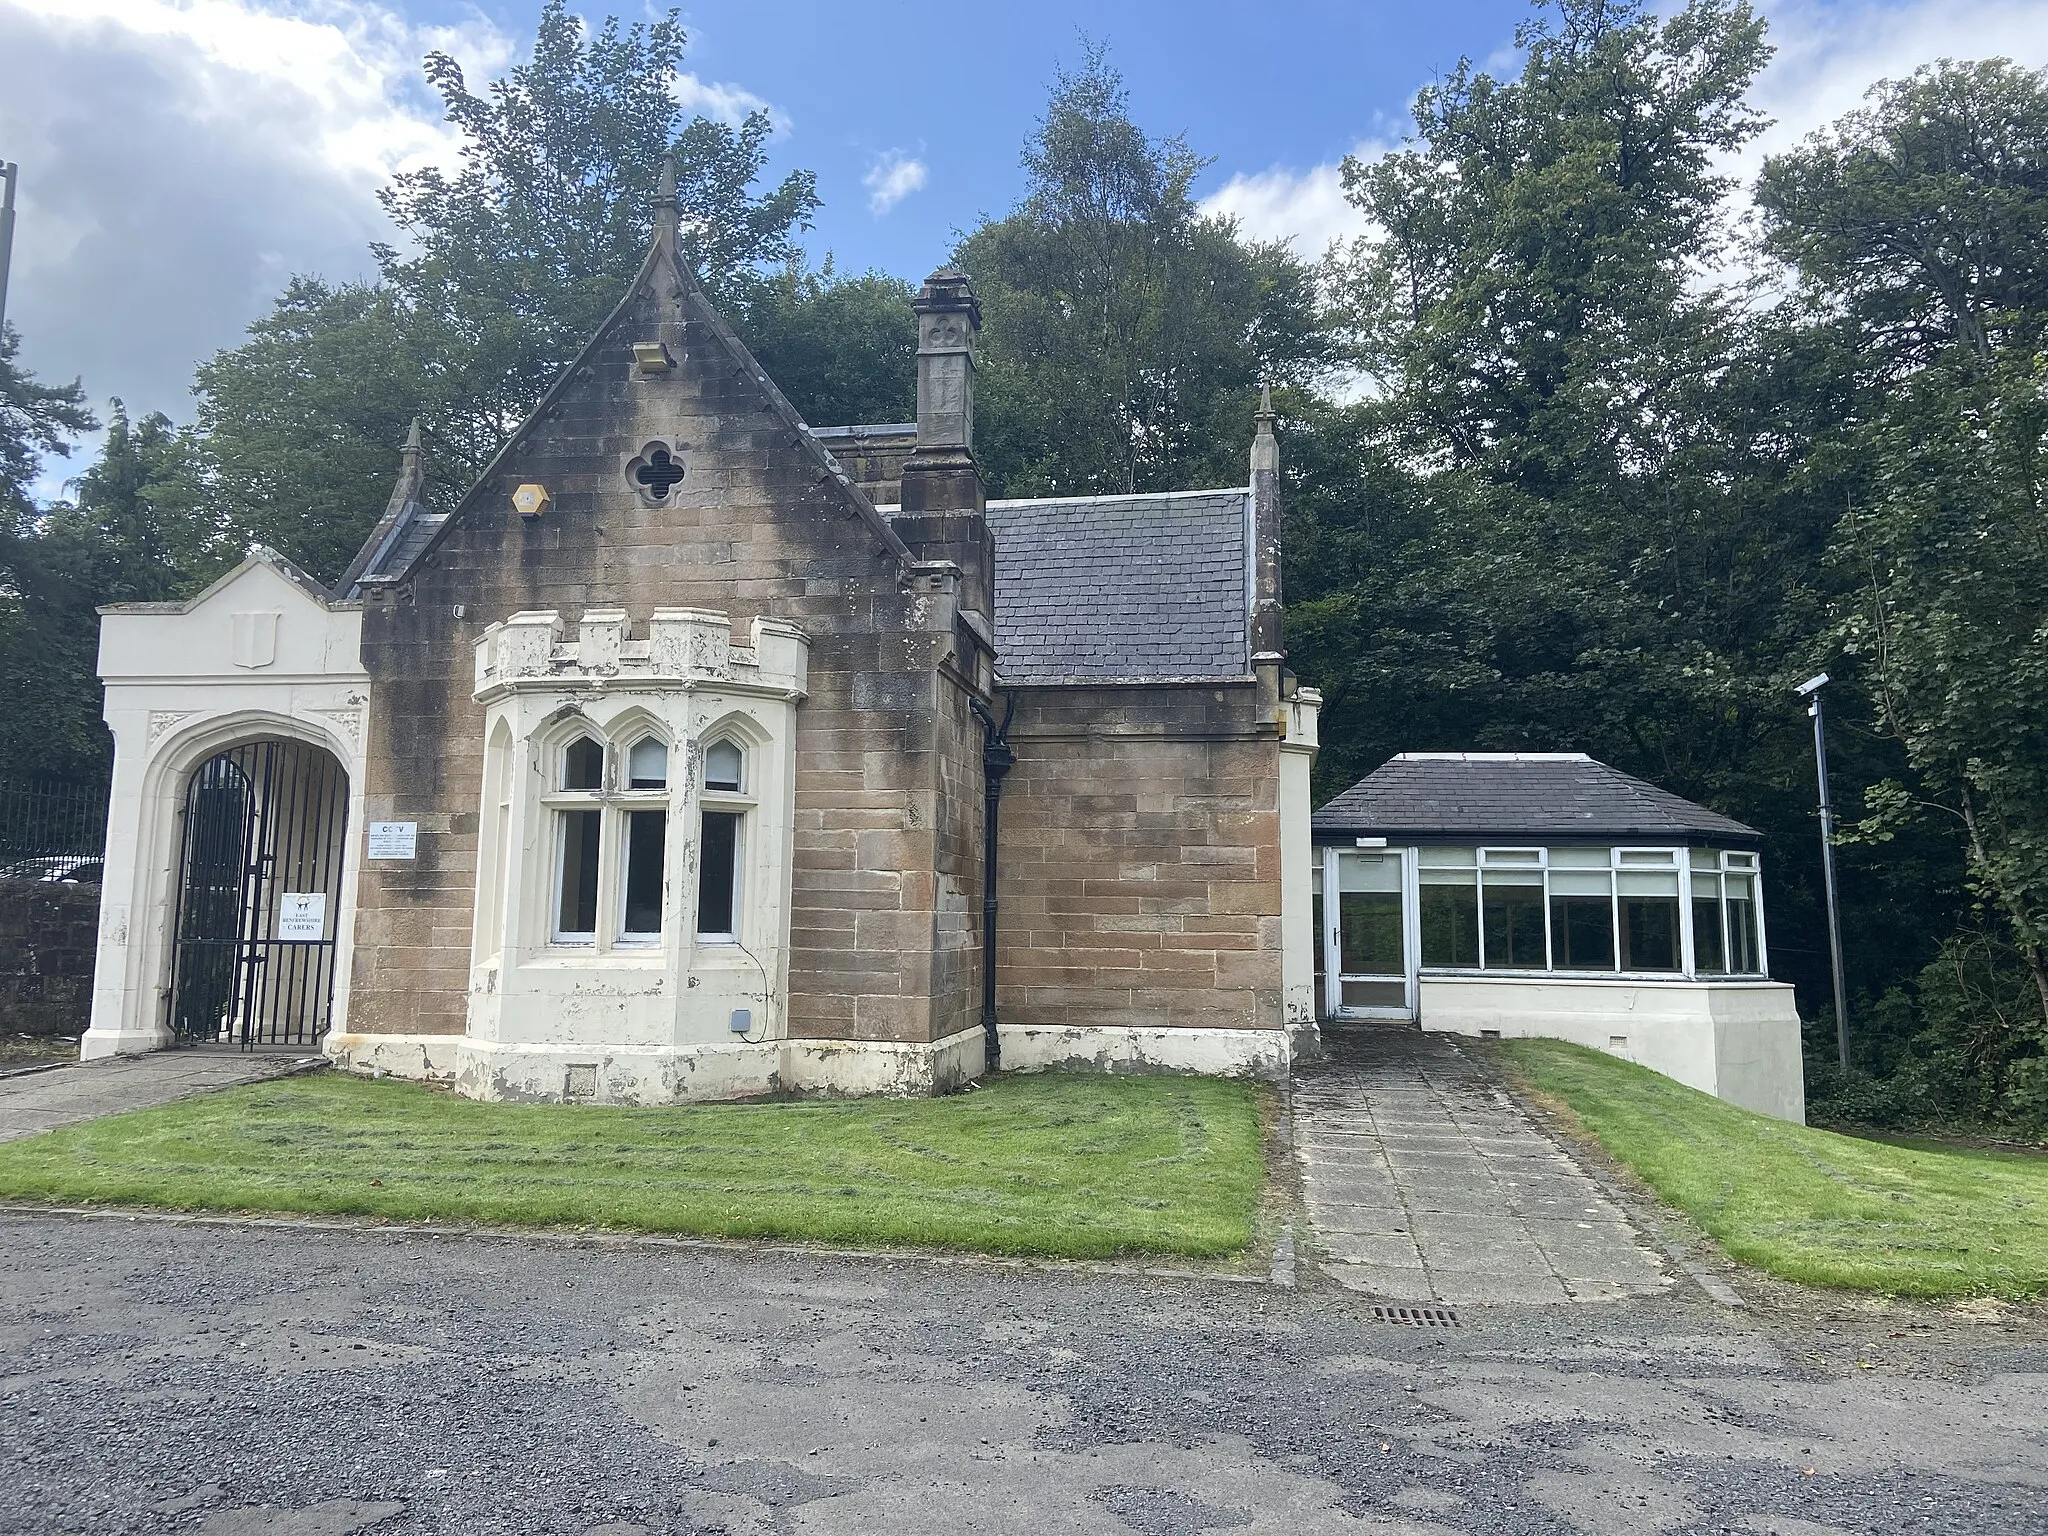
[987,486,1249,511]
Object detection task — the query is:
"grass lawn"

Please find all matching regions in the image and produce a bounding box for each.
[1501,1039,2048,1300]
[0,1070,1265,1261]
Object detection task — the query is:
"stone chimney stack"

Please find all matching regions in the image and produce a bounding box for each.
[909,268,979,469]
[894,268,993,637]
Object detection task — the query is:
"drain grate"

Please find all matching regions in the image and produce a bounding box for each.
[1371,1304,1460,1328]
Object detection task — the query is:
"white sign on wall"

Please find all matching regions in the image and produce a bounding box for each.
[277,892,326,941]
[367,821,418,860]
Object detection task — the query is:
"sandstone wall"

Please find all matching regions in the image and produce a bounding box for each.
[996,683,1284,1032]
[351,270,988,1049]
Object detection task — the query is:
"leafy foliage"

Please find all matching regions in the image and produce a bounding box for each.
[373,0,817,479]
[1758,59,2048,1083]
[0,400,197,781]
[0,325,94,526]
[733,262,917,427]
[957,48,1331,498]
[181,279,432,585]
[175,1,819,587]
[1290,0,1939,1034]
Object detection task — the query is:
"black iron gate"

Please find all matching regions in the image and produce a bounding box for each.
[165,739,348,1049]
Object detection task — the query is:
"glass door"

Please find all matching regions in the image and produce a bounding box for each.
[1326,848,1413,1019]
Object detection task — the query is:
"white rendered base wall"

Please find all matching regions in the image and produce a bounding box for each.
[326,1033,462,1082]
[409,1026,990,1106]
[1416,975,1805,1123]
[998,1023,1291,1082]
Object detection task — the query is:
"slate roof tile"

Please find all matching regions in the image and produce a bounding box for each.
[986,489,1252,684]
[1313,753,1761,846]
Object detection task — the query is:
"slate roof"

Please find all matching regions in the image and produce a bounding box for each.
[983,488,1252,684]
[1313,753,1762,847]
[344,497,445,590]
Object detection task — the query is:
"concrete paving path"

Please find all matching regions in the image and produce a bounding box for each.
[0,1051,317,1143]
[1292,1024,1669,1306]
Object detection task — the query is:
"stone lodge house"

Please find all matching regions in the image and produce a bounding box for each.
[80,182,1322,1103]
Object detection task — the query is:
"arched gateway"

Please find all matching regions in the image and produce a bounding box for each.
[82,545,371,1063]
[166,739,349,1049]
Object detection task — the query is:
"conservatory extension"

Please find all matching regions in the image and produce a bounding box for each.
[1311,753,1804,1122]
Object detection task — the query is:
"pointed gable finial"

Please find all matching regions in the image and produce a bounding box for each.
[654,152,679,243]
[399,416,424,485]
[1252,384,1278,473]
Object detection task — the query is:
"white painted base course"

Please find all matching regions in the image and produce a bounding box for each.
[332,1027,994,1106]
[325,1033,461,1083]
[326,1023,1295,1101]
[996,1024,1291,1082]
[80,1028,169,1061]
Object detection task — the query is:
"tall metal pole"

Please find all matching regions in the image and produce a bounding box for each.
[1805,682,1852,1070]
[0,161,17,332]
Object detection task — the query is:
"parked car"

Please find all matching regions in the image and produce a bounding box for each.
[0,854,104,884]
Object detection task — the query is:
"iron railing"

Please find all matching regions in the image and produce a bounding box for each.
[0,777,107,876]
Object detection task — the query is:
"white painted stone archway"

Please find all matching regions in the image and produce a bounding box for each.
[83,549,371,1058]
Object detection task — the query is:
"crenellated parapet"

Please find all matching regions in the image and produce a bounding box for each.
[473,609,809,703]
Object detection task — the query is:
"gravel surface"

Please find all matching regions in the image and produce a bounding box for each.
[1,1213,2044,1534]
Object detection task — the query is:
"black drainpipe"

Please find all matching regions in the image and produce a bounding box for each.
[970,691,1017,1071]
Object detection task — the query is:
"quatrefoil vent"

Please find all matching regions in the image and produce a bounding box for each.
[625,441,686,504]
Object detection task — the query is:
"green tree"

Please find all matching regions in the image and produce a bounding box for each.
[1308,0,1794,788]
[181,279,430,583]
[0,324,95,525]
[375,0,818,477]
[0,327,99,782]
[957,48,1330,498]
[1292,0,1954,1030]
[733,262,917,426]
[0,400,194,782]
[1759,60,2048,1056]
[185,2,821,586]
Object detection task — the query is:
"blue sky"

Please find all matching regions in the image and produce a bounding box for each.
[5,0,2048,471]
[382,0,1532,281]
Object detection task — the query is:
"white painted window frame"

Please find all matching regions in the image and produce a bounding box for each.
[1322,841,1776,1019]
[693,736,752,945]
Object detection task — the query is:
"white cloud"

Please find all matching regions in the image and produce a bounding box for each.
[0,0,785,476]
[1743,0,2048,166]
[1201,141,1393,259]
[863,150,927,217]
[1202,0,2048,268]
[0,0,512,448]
[673,72,779,130]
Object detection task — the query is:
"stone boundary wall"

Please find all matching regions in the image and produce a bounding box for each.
[0,880,100,1039]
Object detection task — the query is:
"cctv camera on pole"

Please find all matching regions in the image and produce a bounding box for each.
[1796,672,1851,1070]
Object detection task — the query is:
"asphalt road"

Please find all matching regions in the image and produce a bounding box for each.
[1,1214,2043,1535]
